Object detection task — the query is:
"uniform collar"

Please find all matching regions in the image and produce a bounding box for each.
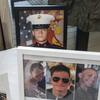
[35,41,50,47]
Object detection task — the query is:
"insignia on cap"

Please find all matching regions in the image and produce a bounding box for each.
[37,14,41,19]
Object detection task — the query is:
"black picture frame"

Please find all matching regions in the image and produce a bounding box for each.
[14,5,67,49]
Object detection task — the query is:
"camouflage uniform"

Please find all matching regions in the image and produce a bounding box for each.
[24,79,46,98]
[67,0,100,32]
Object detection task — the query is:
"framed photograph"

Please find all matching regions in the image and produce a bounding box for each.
[17,46,100,100]
[0,73,11,100]
[14,5,67,49]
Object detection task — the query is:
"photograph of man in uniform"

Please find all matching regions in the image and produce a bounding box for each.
[18,9,65,48]
[46,63,75,100]
[24,62,46,98]
[74,68,98,100]
[27,13,63,49]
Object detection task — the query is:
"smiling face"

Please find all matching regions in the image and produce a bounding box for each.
[32,29,48,44]
[51,71,70,97]
[79,69,97,88]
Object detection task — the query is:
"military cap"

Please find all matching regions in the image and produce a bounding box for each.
[27,14,55,29]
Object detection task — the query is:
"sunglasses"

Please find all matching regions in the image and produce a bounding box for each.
[52,77,70,84]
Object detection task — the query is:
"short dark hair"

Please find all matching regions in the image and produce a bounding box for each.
[50,64,70,77]
[30,63,43,73]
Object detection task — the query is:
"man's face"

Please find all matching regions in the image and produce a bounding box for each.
[80,69,97,88]
[32,29,48,43]
[51,71,70,97]
[31,68,44,82]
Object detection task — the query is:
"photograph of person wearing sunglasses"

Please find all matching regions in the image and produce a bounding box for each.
[46,63,74,100]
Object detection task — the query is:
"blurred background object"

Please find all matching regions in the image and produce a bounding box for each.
[27,0,48,5]
[0,0,14,50]
[0,17,5,50]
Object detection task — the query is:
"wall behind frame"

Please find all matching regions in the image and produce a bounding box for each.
[88,32,100,52]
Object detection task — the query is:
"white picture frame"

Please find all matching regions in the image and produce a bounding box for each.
[0,73,11,100]
[17,46,100,100]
